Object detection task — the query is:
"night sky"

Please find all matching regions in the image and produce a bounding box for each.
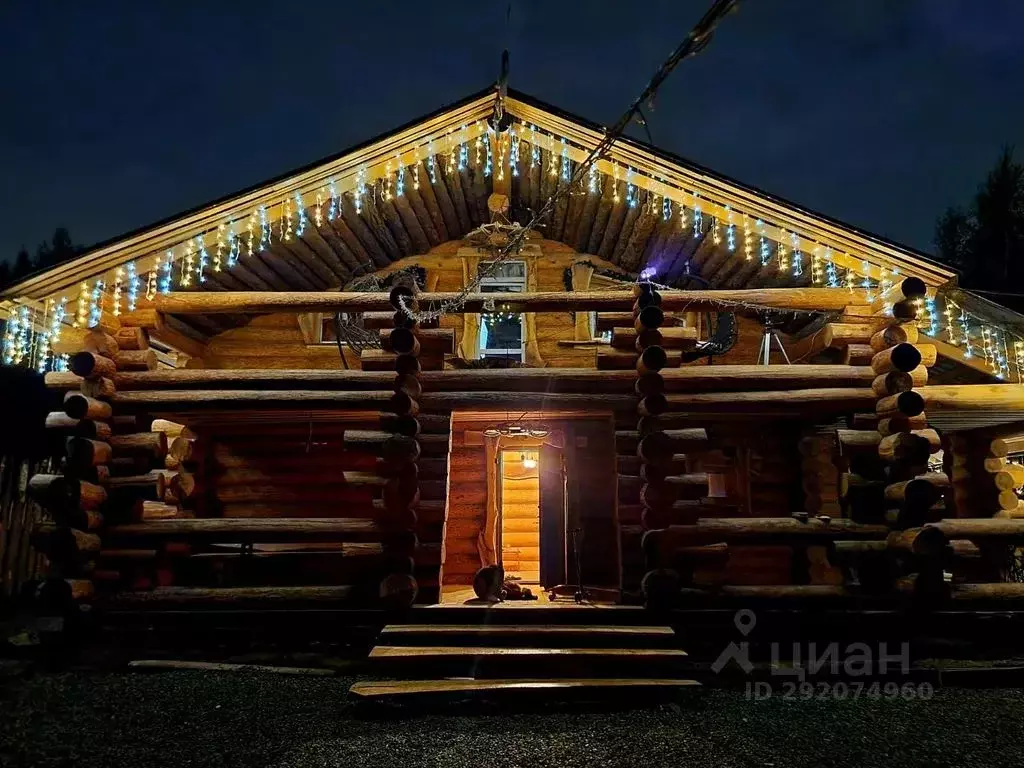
[2,0,1022,265]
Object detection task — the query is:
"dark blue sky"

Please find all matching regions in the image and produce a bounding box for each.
[2,0,1022,264]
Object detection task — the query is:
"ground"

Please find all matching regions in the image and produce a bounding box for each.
[2,670,1023,767]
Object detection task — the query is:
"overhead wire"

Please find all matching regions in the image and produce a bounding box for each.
[398,0,742,324]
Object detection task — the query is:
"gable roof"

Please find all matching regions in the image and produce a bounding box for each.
[2,85,1020,381]
[2,84,954,299]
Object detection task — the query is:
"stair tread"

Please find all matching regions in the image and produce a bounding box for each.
[351,678,700,697]
[370,645,687,658]
[381,624,675,636]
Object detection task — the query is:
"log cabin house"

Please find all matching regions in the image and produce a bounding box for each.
[5,85,1024,637]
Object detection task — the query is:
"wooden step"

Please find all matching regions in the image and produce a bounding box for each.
[378,623,677,648]
[350,677,700,701]
[369,645,688,677]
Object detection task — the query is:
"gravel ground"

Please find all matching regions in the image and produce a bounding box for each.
[2,670,1023,768]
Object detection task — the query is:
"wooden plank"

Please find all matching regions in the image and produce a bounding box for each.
[379,624,673,636]
[350,678,700,698]
[154,288,872,315]
[106,517,396,542]
[369,646,687,658]
[111,585,356,605]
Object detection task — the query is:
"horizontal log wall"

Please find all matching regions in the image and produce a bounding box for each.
[441,422,487,587]
[199,246,628,371]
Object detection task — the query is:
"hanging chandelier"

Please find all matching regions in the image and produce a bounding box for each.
[483,421,550,438]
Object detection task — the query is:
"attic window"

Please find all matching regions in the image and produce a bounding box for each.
[478,260,525,362]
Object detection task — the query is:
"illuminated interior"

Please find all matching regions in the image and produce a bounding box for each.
[500,449,540,584]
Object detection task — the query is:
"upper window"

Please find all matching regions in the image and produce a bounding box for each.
[478,260,526,362]
[589,312,613,344]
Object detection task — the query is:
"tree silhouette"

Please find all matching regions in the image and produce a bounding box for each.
[1,229,82,289]
[935,147,1024,299]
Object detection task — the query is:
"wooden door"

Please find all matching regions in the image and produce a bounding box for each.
[538,443,566,588]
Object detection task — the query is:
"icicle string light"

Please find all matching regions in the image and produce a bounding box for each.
[88,281,103,327]
[6,118,1021,372]
[509,127,520,177]
[294,192,308,236]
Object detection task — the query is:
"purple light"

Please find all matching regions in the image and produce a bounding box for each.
[640,267,657,280]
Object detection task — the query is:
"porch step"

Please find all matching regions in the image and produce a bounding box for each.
[350,677,700,701]
[378,623,678,648]
[367,644,687,678]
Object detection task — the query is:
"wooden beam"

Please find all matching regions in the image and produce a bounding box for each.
[110,365,875,395]
[106,517,402,542]
[404,173,444,246]
[584,176,616,255]
[617,195,659,272]
[442,159,472,233]
[645,387,877,415]
[154,288,871,315]
[111,390,400,411]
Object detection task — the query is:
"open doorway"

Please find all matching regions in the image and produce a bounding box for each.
[500,449,540,584]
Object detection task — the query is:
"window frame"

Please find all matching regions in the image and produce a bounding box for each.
[478,260,527,362]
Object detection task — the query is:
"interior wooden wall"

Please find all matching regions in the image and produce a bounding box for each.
[501,450,540,583]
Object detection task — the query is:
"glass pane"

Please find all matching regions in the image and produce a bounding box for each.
[481,314,522,352]
[479,261,526,280]
[481,284,523,293]
[483,352,523,362]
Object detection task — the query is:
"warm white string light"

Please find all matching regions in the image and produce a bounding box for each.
[112,267,124,316]
[146,263,157,301]
[776,233,788,271]
[75,281,88,327]
[215,225,225,272]
[742,214,751,260]
[9,118,1019,370]
[283,197,294,241]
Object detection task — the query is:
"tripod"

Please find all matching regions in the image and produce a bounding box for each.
[757,314,792,366]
